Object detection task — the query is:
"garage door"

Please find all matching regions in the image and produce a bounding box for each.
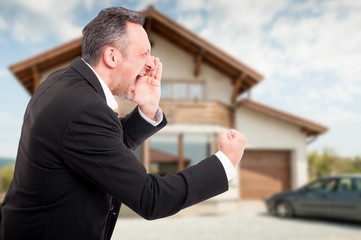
[240,150,291,200]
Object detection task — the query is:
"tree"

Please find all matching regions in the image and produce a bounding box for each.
[0,165,14,193]
[352,156,361,172]
[308,147,337,180]
[308,147,361,180]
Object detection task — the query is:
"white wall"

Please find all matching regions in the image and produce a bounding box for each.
[235,106,309,190]
[151,33,233,105]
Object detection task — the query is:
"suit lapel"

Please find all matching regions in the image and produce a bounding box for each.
[70,57,106,102]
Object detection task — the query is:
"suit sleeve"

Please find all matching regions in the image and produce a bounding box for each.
[120,106,166,150]
[61,102,228,220]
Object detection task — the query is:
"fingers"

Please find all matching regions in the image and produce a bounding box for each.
[220,129,247,143]
[155,62,162,82]
[231,129,241,139]
[149,57,157,78]
[225,129,237,140]
[149,57,160,78]
[140,56,162,87]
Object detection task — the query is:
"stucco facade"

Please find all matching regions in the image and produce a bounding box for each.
[148,32,310,201]
[236,107,308,189]
[151,33,234,106]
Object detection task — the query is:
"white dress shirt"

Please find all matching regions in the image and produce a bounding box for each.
[83,59,236,181]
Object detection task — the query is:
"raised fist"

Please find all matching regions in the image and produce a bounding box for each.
[219,129,247,167]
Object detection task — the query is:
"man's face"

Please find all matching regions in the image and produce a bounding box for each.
[111,22,154,100]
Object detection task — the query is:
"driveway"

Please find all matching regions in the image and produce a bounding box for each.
[112,201,361,240]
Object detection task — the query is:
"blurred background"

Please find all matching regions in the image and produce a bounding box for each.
[1,0,360,239]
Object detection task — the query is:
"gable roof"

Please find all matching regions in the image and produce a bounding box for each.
[238,98,328,137]
[9,37,82,94]
[9,6,263,95]
[142,6,263,89]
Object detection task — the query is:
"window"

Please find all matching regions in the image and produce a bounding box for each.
[354,178,361,192]
[148,133,213,174]
[150,135,178,174]
[189,84,203,100]
[151,135,178,156]
[306,179,337,193]
[184,133,213,166]
[337,178,352,192]
[174,83,188,99]
[161,83,173,99]
[161,82,204,100]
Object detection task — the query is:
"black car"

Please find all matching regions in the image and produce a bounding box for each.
[265,174,361,221]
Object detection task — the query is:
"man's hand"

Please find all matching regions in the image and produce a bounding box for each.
[133,57,162,120]
[219,129,247,167]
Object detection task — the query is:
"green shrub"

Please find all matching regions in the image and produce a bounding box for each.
[308,147,361,181]
[0,165,14,193]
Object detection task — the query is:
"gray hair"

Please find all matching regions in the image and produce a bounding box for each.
[81,7,145,66]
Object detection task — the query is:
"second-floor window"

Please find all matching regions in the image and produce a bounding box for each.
[161,82,204,100]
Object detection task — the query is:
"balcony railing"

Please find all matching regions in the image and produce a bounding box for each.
[116,99,233,128]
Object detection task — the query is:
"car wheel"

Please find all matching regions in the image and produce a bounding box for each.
[276,201,293,218]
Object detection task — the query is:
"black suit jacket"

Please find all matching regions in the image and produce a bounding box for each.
[0,57,228,240]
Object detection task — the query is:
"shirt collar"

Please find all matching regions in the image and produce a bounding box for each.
[82,59,118,111]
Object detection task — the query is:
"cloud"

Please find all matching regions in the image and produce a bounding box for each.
[3,0,93,43]
[0,112,22,127]
[135,0,164,11]
[0,17,7,30]
[183,0,361,83]
[0,69,10,77]
[0,16,8,43]
[326,106,361,122]
[0,145,19,159]
[175,0,209,11]
[12,15,48,43]
[267,1,361,75]
[11,0,94,15]
[176,12,205,31]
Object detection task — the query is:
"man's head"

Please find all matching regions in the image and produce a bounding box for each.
[81,7,155,100]
[81,7,144,66]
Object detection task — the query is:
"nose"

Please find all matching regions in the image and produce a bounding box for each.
[145,55,155,71]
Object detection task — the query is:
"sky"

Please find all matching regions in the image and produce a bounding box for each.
[0,0,360,159]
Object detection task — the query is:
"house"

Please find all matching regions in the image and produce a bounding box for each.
[9,6,327,203]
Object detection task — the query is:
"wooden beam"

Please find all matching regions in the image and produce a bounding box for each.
[231,73,246,104]
[32,66,40,92]
[178,134,184,171]
[242,75,256,86]
[145,18,153,43]
[142,139,151,173]
[194,50,204,77]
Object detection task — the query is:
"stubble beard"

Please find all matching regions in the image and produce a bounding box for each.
[111,75,136,101]
[125,90,135,101]
[124,79,136,101]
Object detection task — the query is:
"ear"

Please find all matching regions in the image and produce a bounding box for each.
[102,46,122,69]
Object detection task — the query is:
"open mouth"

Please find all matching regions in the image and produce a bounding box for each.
[136,73,145,80]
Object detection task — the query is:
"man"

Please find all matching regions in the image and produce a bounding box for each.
[0,7,247,240]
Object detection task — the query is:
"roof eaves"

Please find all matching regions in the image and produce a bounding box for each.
[238,98,328,136]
